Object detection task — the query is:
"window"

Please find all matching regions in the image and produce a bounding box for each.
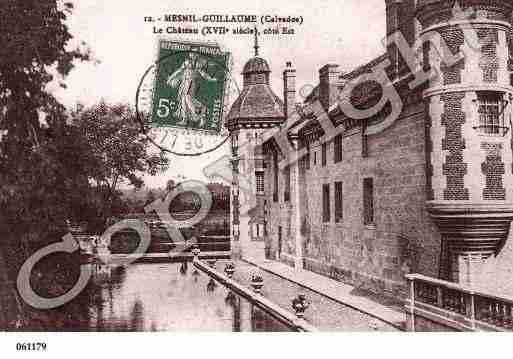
[273,153,279,202]
[476,91,507,135]
[231,133,238,157]
[284,165,291,202]
[305,144,311,170]
[335,181,343,222]
[334,134,343,163]
[362,120,369,157]
[256,172,264,193]
[362,132,368,158]
[322,142,327,166]
[313,151,317,165]
[322,184,330,223]
[363,178,374,225]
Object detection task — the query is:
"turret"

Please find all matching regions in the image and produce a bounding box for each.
[418,0,513,284]
[226,34,285,260]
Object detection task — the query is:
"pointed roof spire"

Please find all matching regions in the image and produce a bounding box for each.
[253,27,259,57]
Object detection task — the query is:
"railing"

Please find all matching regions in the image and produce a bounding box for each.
[193,259,317,332]
[406,274,513,331]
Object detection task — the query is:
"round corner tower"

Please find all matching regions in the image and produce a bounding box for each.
[417,0,513,284]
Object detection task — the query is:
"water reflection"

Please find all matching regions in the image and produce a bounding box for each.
[225,291,236,306]
[14,262,294,332]
[179,261,188,276]
[225,291,240,332]
[129,300,144,331]
[191,268,200,282]
[206,278,217,292]
[251,306,290,332]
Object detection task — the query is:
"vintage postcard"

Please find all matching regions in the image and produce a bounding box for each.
[1,0,513,357]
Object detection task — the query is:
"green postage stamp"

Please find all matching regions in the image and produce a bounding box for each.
[151,39,230,133]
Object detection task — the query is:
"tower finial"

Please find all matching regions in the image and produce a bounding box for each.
[253,27,259,57]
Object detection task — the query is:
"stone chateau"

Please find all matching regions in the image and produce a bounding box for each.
[226,0,513,310]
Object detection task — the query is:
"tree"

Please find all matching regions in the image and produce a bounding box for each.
[0,1,93,246]
[0,2,169,328]
[69,102,169,229]
[0,1,93,328]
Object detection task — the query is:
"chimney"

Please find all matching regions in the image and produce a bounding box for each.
[385,0,416,77]
[400,0,416,46]
[283,61,296,119]
[319,64,340,110]
[385,0,403,36]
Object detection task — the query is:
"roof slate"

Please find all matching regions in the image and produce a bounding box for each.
[227,84,285,121]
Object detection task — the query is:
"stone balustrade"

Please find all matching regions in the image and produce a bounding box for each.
[193,258,317,332]
[406,273,513,331]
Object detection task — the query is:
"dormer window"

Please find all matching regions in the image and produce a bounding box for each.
[475,91,509,136]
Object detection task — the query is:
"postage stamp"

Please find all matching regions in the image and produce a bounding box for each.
[151,39,230,133]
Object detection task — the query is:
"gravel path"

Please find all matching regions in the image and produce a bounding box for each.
[221,260,399,331]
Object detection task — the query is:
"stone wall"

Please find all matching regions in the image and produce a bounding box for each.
[264,101,442,299]
[264,147,298,261]
[407,312,460,332]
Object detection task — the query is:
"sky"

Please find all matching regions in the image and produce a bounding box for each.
[53,0,386,188]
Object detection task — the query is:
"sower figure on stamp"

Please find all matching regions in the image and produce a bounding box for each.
[166,52,217,128]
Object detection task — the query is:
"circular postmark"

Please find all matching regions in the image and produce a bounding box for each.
[135,39,240,157]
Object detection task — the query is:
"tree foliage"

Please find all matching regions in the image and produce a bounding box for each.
[0,1,92,246]
[69,102,169,228]
[0,2,168,241]
[0,1,94,328]
[0,1,172,330]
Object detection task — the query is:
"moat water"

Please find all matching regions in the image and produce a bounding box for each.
[17,261,292,332]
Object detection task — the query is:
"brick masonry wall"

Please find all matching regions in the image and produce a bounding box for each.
[441,93,469,200]
[440,27,465,86]
[425,102,435,200]
[421,13,513,203]
[419,0,513,292]
[481,143,506,200]
[478,28,500,83]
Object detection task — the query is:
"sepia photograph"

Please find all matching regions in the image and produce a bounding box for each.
[1,0,513,357]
